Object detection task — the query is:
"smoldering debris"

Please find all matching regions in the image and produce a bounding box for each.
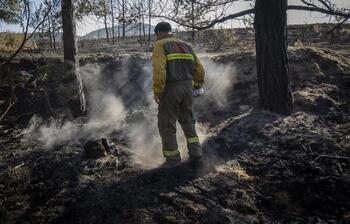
[21,55,238,169]
[83,138,113,159]
[21,92,126,149]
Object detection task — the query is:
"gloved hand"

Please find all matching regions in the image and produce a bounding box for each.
[193,88,204,97]
[154,94,161,104]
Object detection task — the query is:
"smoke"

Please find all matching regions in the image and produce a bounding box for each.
[200,56,237,108]
[22,63,127,149]
[23,116,80,148]
[22,92,126,149]
[22,55,236,169]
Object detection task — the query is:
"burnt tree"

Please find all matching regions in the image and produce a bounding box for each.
[61,0,86,114]
[110,0,115,44]
[120,0,126,40]
[102,0,110,43]
[254,0,293,115]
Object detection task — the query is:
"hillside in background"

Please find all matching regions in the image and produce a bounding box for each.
[82,23,155,40]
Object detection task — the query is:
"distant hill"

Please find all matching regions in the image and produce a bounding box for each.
[82,23,155,40]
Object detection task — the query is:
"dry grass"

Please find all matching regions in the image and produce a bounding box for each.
[0,32,37,52]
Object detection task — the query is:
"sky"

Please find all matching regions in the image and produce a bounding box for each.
[0,0,349,36]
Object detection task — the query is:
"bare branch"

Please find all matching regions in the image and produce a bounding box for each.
[300,0,318,8]
[317,0,334,12]
[325,17,349,36]
[0,2,52,68]
[154,8,254,31]
[0,84,20,122]
[287,5,350,18]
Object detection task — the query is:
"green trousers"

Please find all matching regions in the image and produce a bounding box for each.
[158,81,202,159]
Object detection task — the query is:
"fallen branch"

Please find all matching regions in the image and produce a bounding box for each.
[221,172,271,201]
[14,163,26,170]
[0,99,17,122]
[312,155,350,163]
[0,84,20,122]
[296,139,309,153]
[245,183,271,201]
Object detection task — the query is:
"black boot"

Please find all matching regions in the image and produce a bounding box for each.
[189,156,204,170]
[161,156,181,168]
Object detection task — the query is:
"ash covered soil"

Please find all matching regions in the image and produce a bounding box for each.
[1,46,350,224]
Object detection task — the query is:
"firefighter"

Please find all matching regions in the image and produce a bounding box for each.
[152,21,205,168]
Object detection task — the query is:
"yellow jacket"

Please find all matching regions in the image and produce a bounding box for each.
[152,35,205,96]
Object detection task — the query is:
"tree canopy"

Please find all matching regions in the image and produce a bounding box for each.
[0,0,21,24]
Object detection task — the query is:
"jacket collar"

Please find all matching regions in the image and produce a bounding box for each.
[158,33,174,40]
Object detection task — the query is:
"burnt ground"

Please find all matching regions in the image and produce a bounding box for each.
[0,45,350,224]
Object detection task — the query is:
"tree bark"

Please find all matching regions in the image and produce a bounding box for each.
[139,21,142,46]
[138,3,142,47]
[104,13,110,43]
[254,0,293,115]
[122,0,126,40]
[142,10,146,43]
[48,25,53,48]
[110,0,115,44]
[52,24,56,49]
[148,0,152,44]
[61,0,86,114]
[62,0,76,61]
[117,0,121,41]
[191,0,195,44]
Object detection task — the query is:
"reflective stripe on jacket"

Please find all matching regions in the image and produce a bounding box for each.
[152,35,205,96]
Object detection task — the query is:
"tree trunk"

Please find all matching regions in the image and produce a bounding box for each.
[104,13,110,43]
[48,25,53,48]
[254,0,293,115]
[52,26,56,49]
[142,13,146,44]
[191,0,195,44]
[117,0,120,42]
[62,0,76,62]
[148,0,151,44]
[122,20,125,40]
[110,0,115,44]
[139,21,142,46]
[122,0,125,40]
[117,22,120,41]
[61,0,86,114]
[51,14,56,49]
[138,4,142,47]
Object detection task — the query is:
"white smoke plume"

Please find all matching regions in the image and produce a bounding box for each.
[22,63,127,149]
[22,93,126,149]
[22,55,236,169]
[200,56,237,108]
